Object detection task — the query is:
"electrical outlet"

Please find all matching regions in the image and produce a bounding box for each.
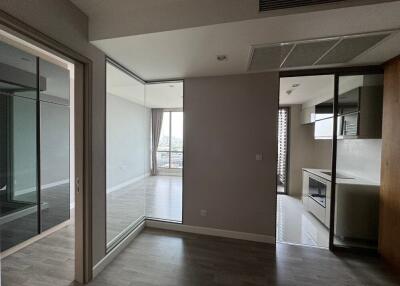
[200,209,207,217]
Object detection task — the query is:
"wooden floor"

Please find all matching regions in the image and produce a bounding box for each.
[2,224,400,286]
[107,175,182,243]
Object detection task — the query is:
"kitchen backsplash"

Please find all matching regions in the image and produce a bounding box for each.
[336,139,382,184]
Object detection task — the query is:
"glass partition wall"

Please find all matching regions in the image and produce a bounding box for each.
[106,62,184,250]
[0,40,72,251]
[106,61,148,249]
[332,72,383,252]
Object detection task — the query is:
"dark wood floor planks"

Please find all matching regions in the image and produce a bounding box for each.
[2,225,400,286]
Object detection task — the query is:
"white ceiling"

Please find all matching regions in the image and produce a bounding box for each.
[280,75,334,105]
[107,63,183,108]
[280,74,383,106]
[91,1,400,81]
[146,82,183,109]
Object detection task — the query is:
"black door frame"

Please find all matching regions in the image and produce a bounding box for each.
[279,65,383,253]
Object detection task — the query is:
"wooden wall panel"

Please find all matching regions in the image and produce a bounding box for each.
[379,58,400,270]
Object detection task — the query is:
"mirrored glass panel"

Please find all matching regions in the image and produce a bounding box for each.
[106,62,147,248]
[0,41,39,251]
[333,73,383,250]
[39,58,71,231]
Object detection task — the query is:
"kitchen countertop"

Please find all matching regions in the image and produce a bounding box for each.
[303,168,380,187]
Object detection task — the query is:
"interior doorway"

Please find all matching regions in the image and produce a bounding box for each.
[276,74,334,249]
[0,25,88,284]
[276,68,384,254]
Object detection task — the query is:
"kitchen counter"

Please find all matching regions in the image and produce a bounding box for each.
[303,168,380,187]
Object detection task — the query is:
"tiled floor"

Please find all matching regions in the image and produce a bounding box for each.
[107,175,182,243]
[276,194,329,248]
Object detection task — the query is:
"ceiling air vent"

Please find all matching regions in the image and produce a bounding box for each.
[259,0,346,11]
[248,44,293,71]
[248,31,393,71]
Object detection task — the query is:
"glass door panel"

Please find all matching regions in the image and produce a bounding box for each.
[106,61,146,249]
[0,40,39,251]
[0,95,38,251]
[333,73,383,251]
[39,58,71,232]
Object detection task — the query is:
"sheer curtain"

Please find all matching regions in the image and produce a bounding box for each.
[151,109,164,175]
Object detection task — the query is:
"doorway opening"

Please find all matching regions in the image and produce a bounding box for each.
[276,69,384,253]
[0,27,77,282]
[276,74,334,249]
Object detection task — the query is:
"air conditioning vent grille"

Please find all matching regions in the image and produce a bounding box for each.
[259,0,346,11]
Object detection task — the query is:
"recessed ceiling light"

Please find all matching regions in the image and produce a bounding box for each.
[292,83,300,88]
[217,55,228,61]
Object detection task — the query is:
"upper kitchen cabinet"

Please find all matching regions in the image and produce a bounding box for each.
[337,74,383,139]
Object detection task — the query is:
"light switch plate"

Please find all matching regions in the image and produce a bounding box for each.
[256,153,263,161]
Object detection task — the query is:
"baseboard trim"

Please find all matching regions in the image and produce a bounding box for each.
[92,221,145,278]
[145,220,276,244]
[107,173,150,194]
[11,179,70,197]
[1,219,71,259]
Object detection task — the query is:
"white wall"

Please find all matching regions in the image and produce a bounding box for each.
[106,93,151,191]
[337,139,382,184]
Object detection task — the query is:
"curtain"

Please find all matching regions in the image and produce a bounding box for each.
[151,109,164,175]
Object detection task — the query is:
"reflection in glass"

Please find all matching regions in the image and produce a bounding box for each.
[171,112,183,151]
[157,111,183,169]
[0,96,38,251]
[0,41,39,251]
[39,58,70,231]
[333,73,383,250]
[40,102,70,231]
[0,41,71,251]
[158,112,170,151]
[106,62,147,248]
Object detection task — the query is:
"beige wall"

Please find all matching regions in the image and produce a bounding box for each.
[0,0,107,264]
[183,73,279,236]
[287,105,332,197]
[71,0,393,41]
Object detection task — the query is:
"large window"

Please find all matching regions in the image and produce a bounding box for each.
[157,111,183,169]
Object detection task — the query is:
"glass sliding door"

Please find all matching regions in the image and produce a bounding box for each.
[39,58,70,232]
[106,60,148,249]
[0,41,39,251]
[0,40,72,252]
[332,72,383,251]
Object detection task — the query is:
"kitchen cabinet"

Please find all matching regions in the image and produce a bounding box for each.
[302,170,331,227]
[313,86,383,139]
[337,86,383,139]
[302,169,379,242]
